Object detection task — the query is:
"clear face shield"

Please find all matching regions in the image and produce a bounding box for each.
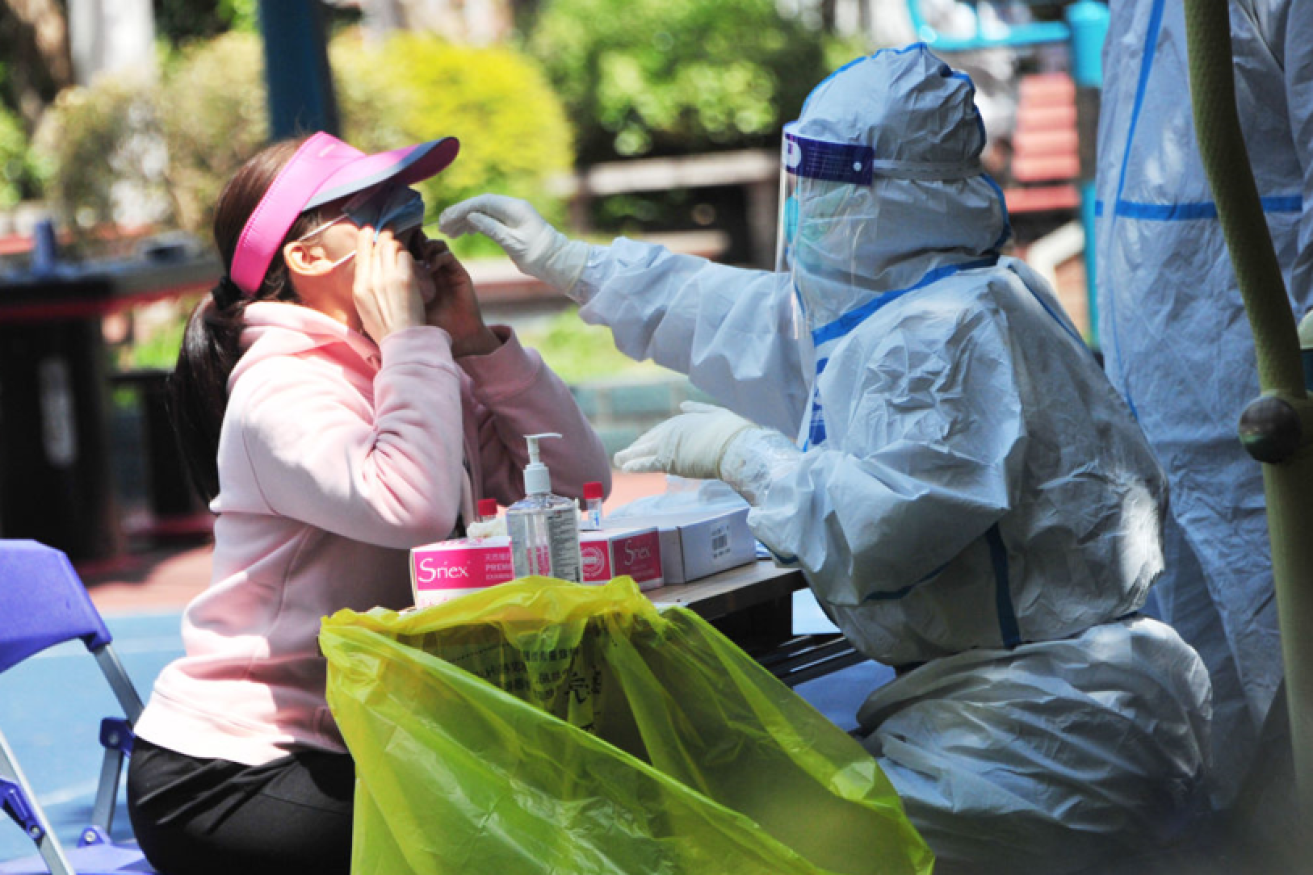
[775,127,878,339]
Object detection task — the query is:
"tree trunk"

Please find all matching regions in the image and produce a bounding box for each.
[0,0,73,130]
[819,0,837,34]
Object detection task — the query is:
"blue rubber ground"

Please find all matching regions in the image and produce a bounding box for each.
[0,611,184,862]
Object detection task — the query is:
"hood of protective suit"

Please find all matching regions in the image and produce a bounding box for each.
[787,44,1010,332]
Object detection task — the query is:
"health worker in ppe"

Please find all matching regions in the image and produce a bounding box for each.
[1096,0,1313,813]
[441,44,1211,873]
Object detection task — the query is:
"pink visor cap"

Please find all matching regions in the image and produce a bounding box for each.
[230,131,459,295]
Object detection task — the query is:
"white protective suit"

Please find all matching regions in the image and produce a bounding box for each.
[444,45,1212,873]
[1095,0,1313,806]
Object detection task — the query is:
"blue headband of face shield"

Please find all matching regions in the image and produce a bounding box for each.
[780,132,875,249]
[785,132,876,186]
[779,127,985,245]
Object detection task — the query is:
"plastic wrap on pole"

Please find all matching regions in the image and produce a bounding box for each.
[1301,310,1313,392]
[1182,0,1313,816]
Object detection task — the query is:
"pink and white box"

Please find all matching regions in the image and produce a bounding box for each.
[579,526,663,592]
[411,526,663,608]
[410,535,513,608]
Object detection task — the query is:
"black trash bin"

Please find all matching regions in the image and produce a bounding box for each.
[0,279,125,562]
[1,249,219,561]
[111,368,209,526]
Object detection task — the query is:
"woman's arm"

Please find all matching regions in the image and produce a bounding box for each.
[459,327,612,506]
[231,327,468,548]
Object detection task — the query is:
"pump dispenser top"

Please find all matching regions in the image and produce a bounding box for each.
[507,432,581,582]
[523,432,561,495]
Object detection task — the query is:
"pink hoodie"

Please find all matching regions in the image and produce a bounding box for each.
[134,302,610,765]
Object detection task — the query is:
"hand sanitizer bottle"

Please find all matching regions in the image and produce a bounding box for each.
[506,433,583,582]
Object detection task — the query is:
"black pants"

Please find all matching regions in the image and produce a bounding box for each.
[126,737,354,875]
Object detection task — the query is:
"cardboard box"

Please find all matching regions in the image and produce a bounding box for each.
[411,526,663,608]
[619,506,757,584]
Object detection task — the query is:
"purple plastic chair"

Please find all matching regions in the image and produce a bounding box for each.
[0,540,156,874]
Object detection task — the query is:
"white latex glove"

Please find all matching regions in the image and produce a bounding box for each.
[614,401,759,482]
[438,194,591,296]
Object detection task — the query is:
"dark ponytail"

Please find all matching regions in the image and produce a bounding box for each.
[168,138,329,502]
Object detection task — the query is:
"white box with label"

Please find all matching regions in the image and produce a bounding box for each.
[619,506,757,584]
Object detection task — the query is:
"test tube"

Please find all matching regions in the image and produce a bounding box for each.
[477,498,498,524]
[580,481,604,531]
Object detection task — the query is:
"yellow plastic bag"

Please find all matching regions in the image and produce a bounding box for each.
[322,576,933,875]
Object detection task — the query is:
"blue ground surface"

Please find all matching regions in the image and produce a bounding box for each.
[1,591,889,864]
[0,611,184,863]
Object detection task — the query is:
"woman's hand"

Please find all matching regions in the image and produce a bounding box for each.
[352,227,426,342]
[419,238,500,357]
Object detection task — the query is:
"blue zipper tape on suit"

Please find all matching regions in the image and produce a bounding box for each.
[804,256,999,449]
[986,524,1020,648]
[1112,0,1165,215]
[1096,195,1301,221]
[810,256,1000,347]
[1104,0,1167,423]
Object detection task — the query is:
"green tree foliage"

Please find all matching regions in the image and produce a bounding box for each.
[32,75,162,234]
[35,29,571,250]
[331,29,572,229]
[32,32,265,239]
[519,307,670,384]
[528,0,828,163]
[0,100,40,208]
[153,0,238,44]
[153,0,302,45]
[156,31,268,232]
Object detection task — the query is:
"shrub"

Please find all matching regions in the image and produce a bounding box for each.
[330,29,573,235]
[36,29,570,256]
[34,32,267,244]
[156,31,269,234]
[528,0,828,163]
[32,74,165,242]
[0,103,37,209]
[518,307,672,384]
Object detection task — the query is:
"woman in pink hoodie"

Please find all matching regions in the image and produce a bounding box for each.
[125,133,611,875]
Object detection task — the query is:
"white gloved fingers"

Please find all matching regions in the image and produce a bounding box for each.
[613,408,753,481]
[439,194,543,237]
[438,194,588,294]
[462,212,515,248]
[437,213,473,238]
[469,193,539,226]
[438,194,519,236]
[613,419,676,472]
[615,452,663,474]
[436,200,479,237]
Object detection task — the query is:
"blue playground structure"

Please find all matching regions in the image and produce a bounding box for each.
[907,0,1109,346]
